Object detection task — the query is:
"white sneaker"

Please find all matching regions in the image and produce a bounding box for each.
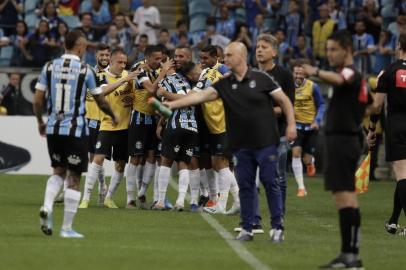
[225,203,240,215]
[269,228,284,243]
[39,206,53,236]
[203,205,225,214]
[60,229,84,239]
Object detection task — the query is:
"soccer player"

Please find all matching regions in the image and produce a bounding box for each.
[127,45,169,209]
[256,33,295,213]
[199,45,229,75]
[33,30,117,238]
[164,42,296,242]
[302,30,367,268]
[291,61,325,197]
[81,48,137,209]
[368,33,406,236]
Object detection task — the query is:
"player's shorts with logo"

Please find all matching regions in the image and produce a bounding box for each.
[209,132,229,156]
[324,134,362,192]
[86,119,100,154]
[161,128,199,163]
[128,111,158,156]
[47,134,89,174]
[291,128,318,155]
[385,113,406,161]
[95,130,128,161]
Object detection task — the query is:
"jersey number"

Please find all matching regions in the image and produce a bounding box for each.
[55,83,72,112]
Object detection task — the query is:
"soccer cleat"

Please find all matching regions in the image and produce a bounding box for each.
[60,229,84,239]
[235,229,254,241]
[234,224,264,234]
[138,195,148,210]
[269,228,284,243]
[203,205,225,214]
[319,254,363,269]
[78,199,89,209]
[297,188,307,197]
[225,203,240,215]
[173,203,184,212]
[307,163,316,176]
[164,198,173,210]
[104,197,119,209]
[385,222,399,234]
[206,199,216,208]
[198,195,209,207]
[126,200,137,209]
[190,204,201,212]
[54,191,64,203]
[39,206,53,236]
[151,202,165,210]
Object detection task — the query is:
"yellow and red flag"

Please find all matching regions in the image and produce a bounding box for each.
[355,153,371,194]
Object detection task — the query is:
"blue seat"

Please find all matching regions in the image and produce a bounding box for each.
[0,45,13,66]
[24,0,39,30]
[60,16,81,29]
[188,0,212,33]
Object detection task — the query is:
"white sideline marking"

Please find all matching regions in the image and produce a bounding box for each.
[169,180,271,270]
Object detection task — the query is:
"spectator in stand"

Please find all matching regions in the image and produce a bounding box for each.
[244,0,267,28]
[128,33,148,65]
[388,15,406,40]
[53,21,69,58]
[107,0,119,16]
[353,19,376,75]
[290,34,314,65]
[178,32,191,47]
[133,0,161,45]
[357,0,382,42]
[158,28,175,50]
[0,27,9,49]
[250,13,268,46]
[210,0,244,20]
[274,28,291,68]
[0,73,20,115]
[233,23,253,59]
[372,30,395,75]
[8,20,29,66]
[81,0,112,32]
[197,17,231,50]
[216,5,236,39]
[312,4,337,68]
[23,19,56,67]
[101,23,124,50]
[327,0,347,30]
[170,19,193,47]
[41,1,66,36]
[279,0,304,47]
[130,0,142,12]
[58,0,80,16]
[76,12,102,66]
[114,13,138,54]
[0,0,23,36]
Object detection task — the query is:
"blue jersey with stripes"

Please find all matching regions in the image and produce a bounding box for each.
[35,54,102,138]
[159,73,198,133]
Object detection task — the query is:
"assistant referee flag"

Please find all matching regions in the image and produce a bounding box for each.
[355,153,371,194]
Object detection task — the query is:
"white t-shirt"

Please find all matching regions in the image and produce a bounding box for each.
[133,6,160,45]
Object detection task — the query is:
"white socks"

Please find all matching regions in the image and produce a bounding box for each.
[189,169,200,205]
[292,157,305,189]
[139,162,155,197]
[158,166,170,205]
[136,164,143,191]
[176,169,190,207]
[126,163,137,203]
[106,170,123,199]
[43,175,64,212]
[207,169,217,201]
[62,188,81,230]
[217,168,232,211]
[229,171,240,206]
[97,166,105,194]
[82,163,102,201]
[200,169,209,197]
[153,164,160,202]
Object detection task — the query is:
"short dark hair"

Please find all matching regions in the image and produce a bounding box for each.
[176,45,191,52]
[96,43,110,52]
[140,34,148,40]
[160,28,169,34]
[201,45,217,57]
[291,59,310,68]
[65,30,85,50]
[179,61,196,76]
[327,30,353,51]
[399,33,406,51]
[80,12,92,20]
[156,43,171,57]
[145,45,162,56]
[176,18,187,28]
[110,47,126,58]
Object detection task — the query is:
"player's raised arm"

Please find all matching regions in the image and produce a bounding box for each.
[164,86,218,110]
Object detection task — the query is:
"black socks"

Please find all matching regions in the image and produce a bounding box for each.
[339,207,361,255]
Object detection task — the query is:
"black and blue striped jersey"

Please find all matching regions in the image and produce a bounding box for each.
[159,73,198,133]
[35,54,102,138]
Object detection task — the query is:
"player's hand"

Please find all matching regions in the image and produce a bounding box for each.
[125,70,140,82]
[162,100,173,110]
[286,124,297,142]
[367,130,376,149]
[156,125,163,140]
[38,122,46,137]
[157,87,166,99]
[310,122,319,131]
[161,58,174,75]
[302,64,318,77]
[140,63,151,73]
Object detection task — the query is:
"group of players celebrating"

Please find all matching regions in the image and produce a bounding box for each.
[34,26,406,269]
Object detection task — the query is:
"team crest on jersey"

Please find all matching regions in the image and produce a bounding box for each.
[52,154,61,162]
[186,149,193,157]
[135,141,143,149]
[196,82,204,89]
[232,156,238,166]
[232,84,237,90]
[68,155,81,165]
[157,143,162,151]
[96,141,101,149]
[174,145,180,153]
[249,80,256,88]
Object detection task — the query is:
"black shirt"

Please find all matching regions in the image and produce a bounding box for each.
[212,68,281,150]
[325,66,368,135]
[0,84,18,115]
[266,64,295,135]
[376,59,406,116]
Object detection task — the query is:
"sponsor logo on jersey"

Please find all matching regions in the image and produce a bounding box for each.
[249,80,256,88]
[396,69,406,88]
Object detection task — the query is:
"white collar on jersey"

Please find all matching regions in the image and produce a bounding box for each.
[61,54,81,61]
[105,67,123,78]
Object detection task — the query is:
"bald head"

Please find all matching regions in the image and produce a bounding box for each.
[224,42,248,72]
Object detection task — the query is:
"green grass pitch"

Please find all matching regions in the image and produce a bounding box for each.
[0,174,405,270]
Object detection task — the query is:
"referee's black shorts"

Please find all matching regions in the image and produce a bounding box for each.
[324,134,362,192]
[385,114,406,162]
